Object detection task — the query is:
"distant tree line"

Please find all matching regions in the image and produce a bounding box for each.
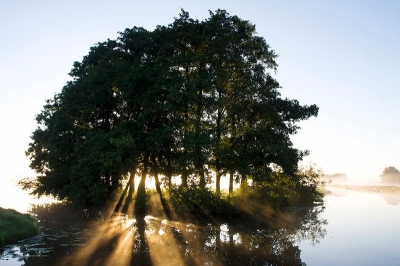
[321,173,348,184]
[20,10,319,211]
[380,166,400,184]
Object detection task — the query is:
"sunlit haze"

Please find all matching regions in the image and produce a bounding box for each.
[1,0,399,212]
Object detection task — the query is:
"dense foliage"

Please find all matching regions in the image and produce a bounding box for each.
[22,10,319,209]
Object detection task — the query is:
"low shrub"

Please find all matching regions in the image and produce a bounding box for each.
[231,165,325,211]
[167,186,238,217]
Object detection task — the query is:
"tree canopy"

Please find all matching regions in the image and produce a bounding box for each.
[22,9,319,207]
[380,166,400,184]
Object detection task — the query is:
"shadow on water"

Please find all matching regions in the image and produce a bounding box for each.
[0,198,327,266]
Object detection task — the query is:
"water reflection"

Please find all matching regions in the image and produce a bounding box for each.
[298,188,400,265]
[382,193,400,206]
[328,186,400,206]
[1,203,327,266]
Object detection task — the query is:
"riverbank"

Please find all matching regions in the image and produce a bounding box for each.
[330,185,400,194]
[0,207,38,247]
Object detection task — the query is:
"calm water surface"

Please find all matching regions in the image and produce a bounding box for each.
[298,188,400,265]
[1,188,400,265]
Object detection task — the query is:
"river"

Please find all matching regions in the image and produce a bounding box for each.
[298,187,400,265]
[1,187,400,265]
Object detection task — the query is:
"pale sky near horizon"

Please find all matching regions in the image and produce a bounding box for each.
[1,0,399,211]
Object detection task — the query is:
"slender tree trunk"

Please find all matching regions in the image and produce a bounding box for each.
[181,171,188,188]
[167,159,172,187]
[199,170,205,188]
[127,169,135,200]
[229,114,236,197]
[138,163,147,194]
[135,155,148,217]
[196,78,205,188]
[114,181,130,213]
[105,173,111,194]
[216,169,221,194]
[155,172,172,220]
[130,169,135,192]
[198,151,205,188]
[167,172,172,188]
[155,174,161,195]
[229,168,234,197]
[215,103,222,194]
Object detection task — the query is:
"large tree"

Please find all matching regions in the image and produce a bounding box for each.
[380,166,400,184]
[22,9,319,206]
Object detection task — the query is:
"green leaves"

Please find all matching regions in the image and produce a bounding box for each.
[24,9,319,206]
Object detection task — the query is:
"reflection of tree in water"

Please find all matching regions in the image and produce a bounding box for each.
[382,193,400,206]
[294,207,328,246]
[142,206,326,265]
[10,203,327,266]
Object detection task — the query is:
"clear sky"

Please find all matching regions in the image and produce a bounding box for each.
[1,0,399,211]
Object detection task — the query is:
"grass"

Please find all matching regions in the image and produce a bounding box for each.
[0,207,38,247]
[331,185,400,194]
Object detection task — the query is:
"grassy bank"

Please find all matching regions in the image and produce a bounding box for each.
[0,207,38,247]
[332,185,400,194]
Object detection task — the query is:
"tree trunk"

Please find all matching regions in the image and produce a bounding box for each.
[167,173,172,188]
[181,171,188,188]
[155,174,161,195]
[215,98,222,194]
[135,156,148,217]
[196,78,205,188]
[216,170,221,194]
[127,169,135,200]
[130,169,135,192]
[229,168,234,197]
[137,176,146,196]
[229,114,236,197]
[199,167,205,188]
[167,159,173,187]
[114,180,130,213]
[105,173,111,194]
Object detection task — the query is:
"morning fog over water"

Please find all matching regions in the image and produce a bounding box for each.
[1,187,400,265]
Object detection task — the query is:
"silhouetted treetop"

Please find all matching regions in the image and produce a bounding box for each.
[380,166,400,184]
[22,9,319,206]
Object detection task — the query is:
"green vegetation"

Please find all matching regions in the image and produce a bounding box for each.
[165,165,324,221]
[0,207,38,247]
[167,186,238,219]
[20,9,320,215]
[332,185,400,194]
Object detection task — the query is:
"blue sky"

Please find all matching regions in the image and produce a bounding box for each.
[1,0,399,210]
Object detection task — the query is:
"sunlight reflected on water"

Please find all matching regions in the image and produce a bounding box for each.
[3,186,400,265]
[1,202,325,265]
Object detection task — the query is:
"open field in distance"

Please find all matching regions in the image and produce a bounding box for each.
[330,185,400,194]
